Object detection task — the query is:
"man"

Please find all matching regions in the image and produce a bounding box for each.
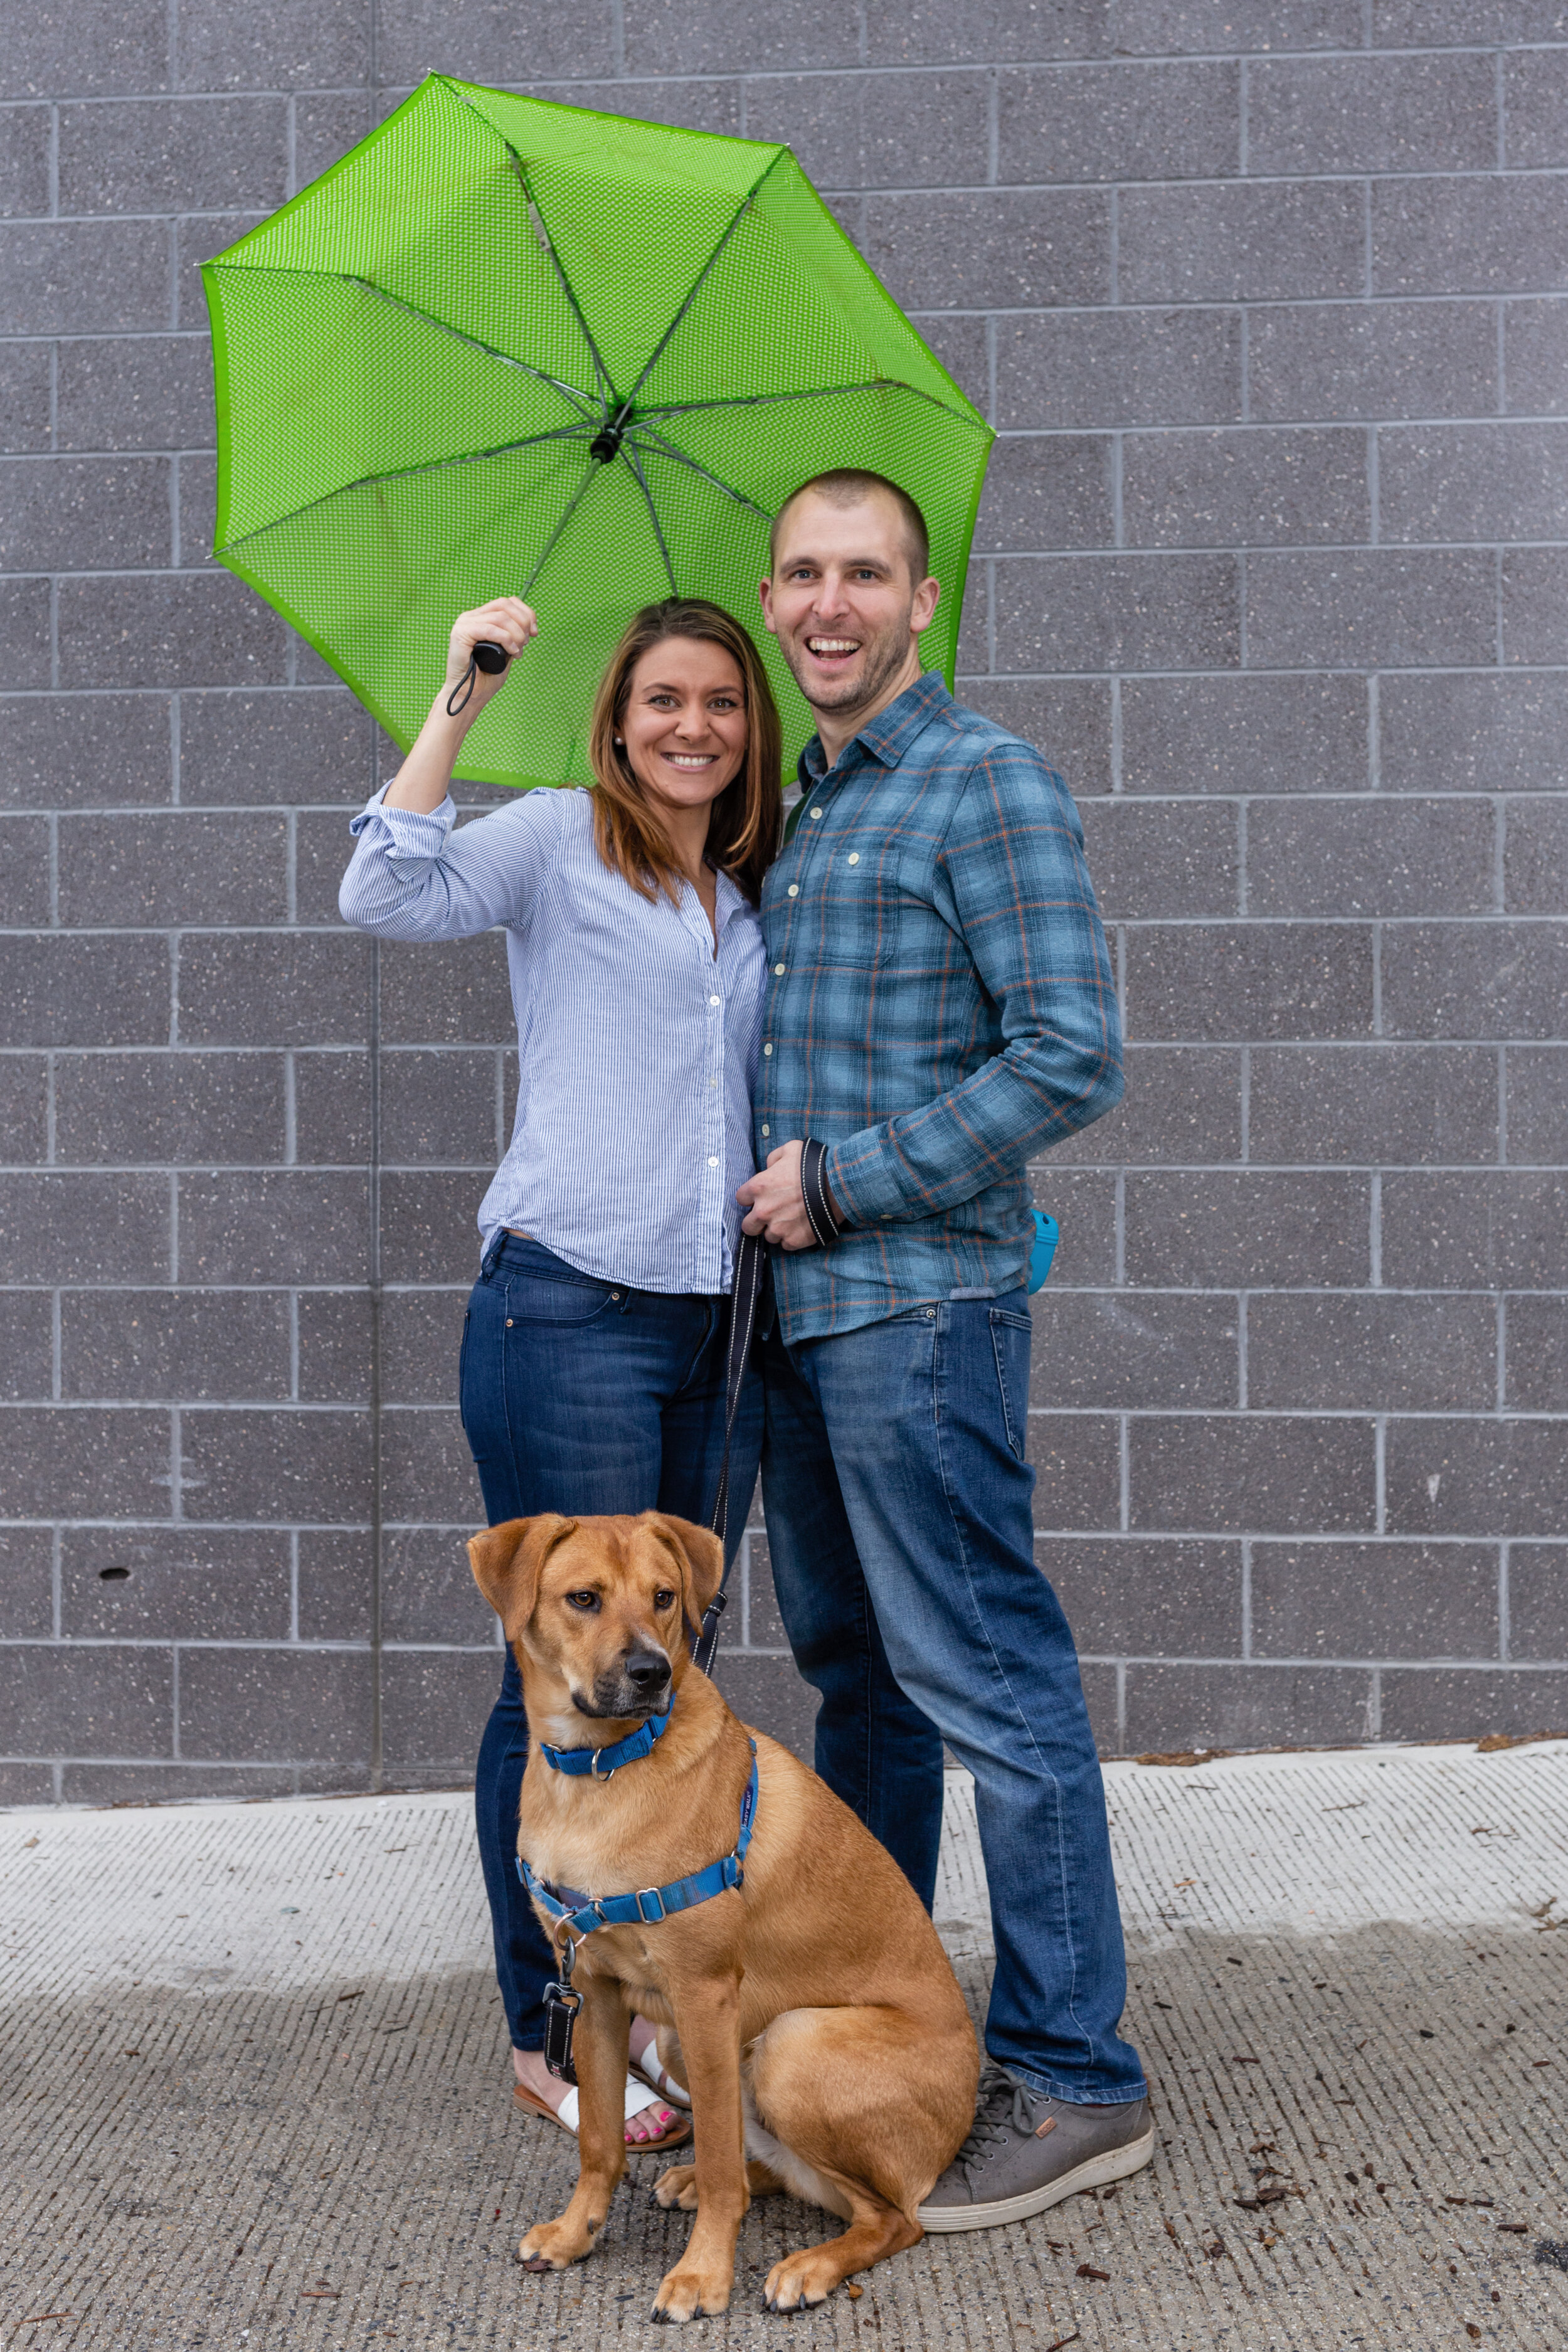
[736,470,1149,2229]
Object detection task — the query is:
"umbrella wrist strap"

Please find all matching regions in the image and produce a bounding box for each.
[445,656,480,718]
[691,1229,766,1678]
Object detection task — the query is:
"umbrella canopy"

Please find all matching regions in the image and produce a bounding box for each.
[203,75,994,790]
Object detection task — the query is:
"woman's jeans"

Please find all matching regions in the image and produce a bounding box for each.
[460,1231,762,2050]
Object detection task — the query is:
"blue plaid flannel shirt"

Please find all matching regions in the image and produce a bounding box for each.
[756,671,1123,1343]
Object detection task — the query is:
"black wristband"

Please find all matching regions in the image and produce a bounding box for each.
[800,1136,840,1249]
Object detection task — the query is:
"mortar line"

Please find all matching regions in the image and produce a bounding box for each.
[51,1525,61,1641]
[1369,1169,1382,1290]
[1367,672,1379,790]
[1496,1295,1507,1416]
[1118,1416,1130,1534]
[1237,1291,1248,1413]
[1496,1045,1508,1165]
[1240,1537,1252,1660]
[1374,1416,1386,1535]
[1110,674,1122,793]
[1498,1542,1510,1663]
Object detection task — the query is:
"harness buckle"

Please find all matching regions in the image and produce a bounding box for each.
[634,1886,667,1924]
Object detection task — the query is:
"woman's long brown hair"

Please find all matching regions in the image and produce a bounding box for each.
[587,598,783,908]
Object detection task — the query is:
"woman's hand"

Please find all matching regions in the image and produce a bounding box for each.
[445,598,539,712]
[382,600,541,814]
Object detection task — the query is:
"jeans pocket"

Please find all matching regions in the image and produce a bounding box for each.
[504,1270,618,1327]
[989,1304,1032,1462]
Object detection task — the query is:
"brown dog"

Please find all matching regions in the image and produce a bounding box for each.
[468,1508,980,2321]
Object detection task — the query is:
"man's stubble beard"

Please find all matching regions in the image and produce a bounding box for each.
[780,598,918,725]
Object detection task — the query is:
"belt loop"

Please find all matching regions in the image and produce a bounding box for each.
[480,1231,506,1281]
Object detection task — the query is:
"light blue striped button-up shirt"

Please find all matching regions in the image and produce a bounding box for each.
[340,785,766,1294]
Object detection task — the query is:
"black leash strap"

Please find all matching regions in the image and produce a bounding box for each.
[691,1227,766,1678]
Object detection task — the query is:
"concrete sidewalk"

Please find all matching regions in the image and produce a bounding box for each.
[3,1740,1566,2349]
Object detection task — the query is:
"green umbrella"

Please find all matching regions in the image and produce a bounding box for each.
[203,75,994,790]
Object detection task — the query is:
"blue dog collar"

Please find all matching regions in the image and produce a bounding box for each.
[538,1706,671,1779]
[518,1741,759,1937]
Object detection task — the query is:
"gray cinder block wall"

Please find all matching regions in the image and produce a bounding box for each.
[3,2,1567,1804]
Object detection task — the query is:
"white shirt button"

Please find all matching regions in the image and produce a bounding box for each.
[810,807,823,819]
[707,1155,719,1167]
[787,884,798,897]
[762,1042,773,1056]
[847,852,860,865]
[760,1125,770,1137]
[774,962,786,975]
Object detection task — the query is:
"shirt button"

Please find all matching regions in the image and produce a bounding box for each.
[787,884,798,897]
[847,852,860,866]
[709,993,721,1005]
[760,1125,770,1137]
[774,962,786,975]
[707,1155,719,1167]
[762,1042,773,1056]
[810,807,823,820]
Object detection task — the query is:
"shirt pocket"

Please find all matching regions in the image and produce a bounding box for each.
[809,855,896,968]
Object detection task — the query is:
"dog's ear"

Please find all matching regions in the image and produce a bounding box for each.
[467,1514,578,1635]
[647,1513,726,1635]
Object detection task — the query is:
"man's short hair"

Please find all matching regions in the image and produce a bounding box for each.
[770,469,931,585]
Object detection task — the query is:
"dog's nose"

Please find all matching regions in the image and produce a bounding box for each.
[625,1648,670,1692]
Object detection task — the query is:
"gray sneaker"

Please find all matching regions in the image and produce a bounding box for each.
[918,2066,1153,2233]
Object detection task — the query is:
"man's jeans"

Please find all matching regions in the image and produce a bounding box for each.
[760,1298,1146,2106]
[461,1232,761,2049]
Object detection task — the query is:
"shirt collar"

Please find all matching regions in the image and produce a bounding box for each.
[800,669,953,784]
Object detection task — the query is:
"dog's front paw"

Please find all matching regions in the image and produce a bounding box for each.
[518,2214,600,2273]
[650,2161,699,2212]
[650,2259,733,2322]
[762,2250,838,2312]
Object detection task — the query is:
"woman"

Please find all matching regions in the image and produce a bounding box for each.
[339,593,781,2151]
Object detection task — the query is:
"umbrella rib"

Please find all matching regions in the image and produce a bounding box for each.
[620,151,785,413]
[343,275,599,416]
[636,376,949,423]
[622,442,677,597]
[216,421,599,554]
[499,153,617,412]
[516,457,604,600]
[628,425,773,522]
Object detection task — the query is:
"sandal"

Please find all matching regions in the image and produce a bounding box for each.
[513,2071,692,2153]
[630,2050,692,2110]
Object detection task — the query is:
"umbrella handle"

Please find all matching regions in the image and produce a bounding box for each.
[472,641,510,675]
[445,638,511,718]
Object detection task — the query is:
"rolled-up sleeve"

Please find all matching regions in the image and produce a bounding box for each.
[338,781,569,940]
[823,746,1123,1228]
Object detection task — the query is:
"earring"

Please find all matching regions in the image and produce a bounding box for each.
[613,735,624,746]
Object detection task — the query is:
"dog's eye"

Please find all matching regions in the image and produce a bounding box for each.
[564,1590,600,1613]
[653,1589,677,1612]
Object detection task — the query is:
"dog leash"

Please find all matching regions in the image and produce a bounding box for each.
[691,1226,766,1677]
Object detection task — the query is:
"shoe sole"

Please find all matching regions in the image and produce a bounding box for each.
[916,2120,1155,2235]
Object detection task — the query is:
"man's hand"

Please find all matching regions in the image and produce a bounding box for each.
[738,1141,836,1251]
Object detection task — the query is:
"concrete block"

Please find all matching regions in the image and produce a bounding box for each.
[1507,1047,1568,1163]
[0,456,171,571]
[1249,1044,1500,1168]
[381,1289,467,1407]
[1380,421,1568,546]
[1125,1169,1370,1288]
[1043,1044,1243,1168]
[1116,0,1364,48]
[1036,1537,1242,1658]
[293,810,358,925]
[1507,45,1568,169]
[174,211,265,328]
[176,932,371,1047]
[1503,298,1568,415]
[178,1645,372,1764]
[0,935,171,1047]
[1505,1296,1568,1412]
[975,435,1114,554]
[0,578,50,689]
[740,1528,787,1651]
[955,570,988,679]
[1246,550,1497,672]
[1379,1666,1568,1744]
[0,1406,170,1519]
[1382,1172,1568,1291]
[53,1049,283,1167]
[1505,796,1568,916]
[1503,548,1568,665]
[0,342,51,450]
[1248,54,1498,177]
[0,1056,48,1162]
[0,812,51,924]
[907,311,988,415]
[528,78,741,138]
[1253,1540,1497,1662]
[179,688,373,805]
[379,1172,486,1285]
[1249,299,1497,425]
[1374,174,1568,298]
[1249,1294,1498,1414]
[1508,1545,1568,1661]
[1118,181,1365,305]
[292,90,373,190]
[1027,1412,1122,1532]
[1248,796,1495,920]
[381,1525,495,1645]
[381,1048,500,1168]
[1122,1663,1373,1754]
[292,1049,372,1165]
[625,0,844,72]
[1076,798,1239,919]
[1385,1416,1568,1539]
[1027,1291,1239,1410]
[58,573,288,691]
[57,810,288,927]
[176,0,371,90]
[296,1527,372,1641]
[953,678,1111,795]
[1374,0,1568,37]
[743,70,987,191]
[863,0,1111,64]
[60,1287,291,1401]
[2,0,169,99]
[0,1290,53,1401]
[295,1290,371,1406]
[177,1170,368,1283]
[55,334,213,453]
[993,553,1239,674]
[379,1404,482,1523]
[58,96,287,212]
[177,451,217,567]
[1123,923,1373,1041]
[710,1650,820,1763]
[1121,672,1368,795]
[379,1648,496,1770]
[1379,672,1568,794]
[0,105,50,217]
[0,1765,55,1802]
[0,1172,171,1282]
[1121,426,1369,548]
[0,693,172,808]
[60,1525,291,1639]
[0,222,172,336]
[0,1645,173,1757]
[379,933,514,1045]
[61,1761,302,1801]
[997,60,1239,184]
[181,1404,371,1522]
[862,190,1110,312]
[1382,921,1568,1041]
[995,308,1241,432]
[0,1527,52,1638]
[1129,1414,1376,1535]
[1024,1167,1118,1286]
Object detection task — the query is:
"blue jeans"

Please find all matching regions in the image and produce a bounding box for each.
[760,1298,1145,2106]
[460,1232,762,2049]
